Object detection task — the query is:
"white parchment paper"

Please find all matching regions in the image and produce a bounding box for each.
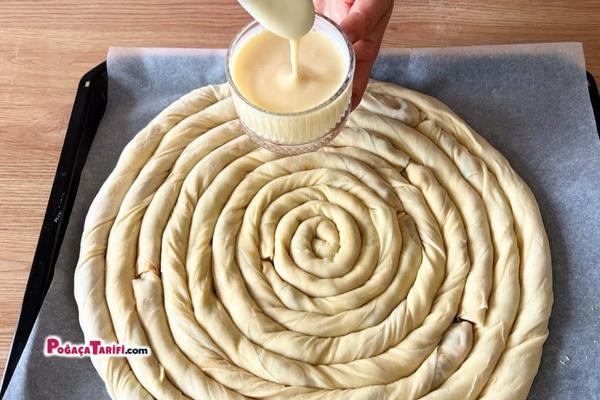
[5,43,600,399]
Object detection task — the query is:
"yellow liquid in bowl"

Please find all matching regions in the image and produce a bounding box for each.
[231,30,347,113]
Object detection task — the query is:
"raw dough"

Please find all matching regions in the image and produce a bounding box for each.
[74,81,552,400]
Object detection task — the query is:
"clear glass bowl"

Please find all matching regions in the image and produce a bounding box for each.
[226,14,355,155]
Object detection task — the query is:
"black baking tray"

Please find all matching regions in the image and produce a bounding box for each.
[0,62,107,397]
[1,62,599,397]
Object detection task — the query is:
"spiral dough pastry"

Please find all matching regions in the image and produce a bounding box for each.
[74,81,552,400]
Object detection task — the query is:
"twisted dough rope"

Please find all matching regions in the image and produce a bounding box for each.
[74,81,552,400]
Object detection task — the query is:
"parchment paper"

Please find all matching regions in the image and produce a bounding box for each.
[4,43,600,399]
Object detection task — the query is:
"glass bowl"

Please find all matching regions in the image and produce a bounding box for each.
[226,14,355,155]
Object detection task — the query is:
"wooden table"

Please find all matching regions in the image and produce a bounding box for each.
[1,0,599,377]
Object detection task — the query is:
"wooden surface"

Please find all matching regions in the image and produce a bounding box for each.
[1,0,599,378]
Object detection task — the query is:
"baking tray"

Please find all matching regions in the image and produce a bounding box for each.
[0,62,107,397]
[1,61,599,397]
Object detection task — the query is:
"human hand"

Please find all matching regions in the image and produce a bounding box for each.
[314,0,393,110]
